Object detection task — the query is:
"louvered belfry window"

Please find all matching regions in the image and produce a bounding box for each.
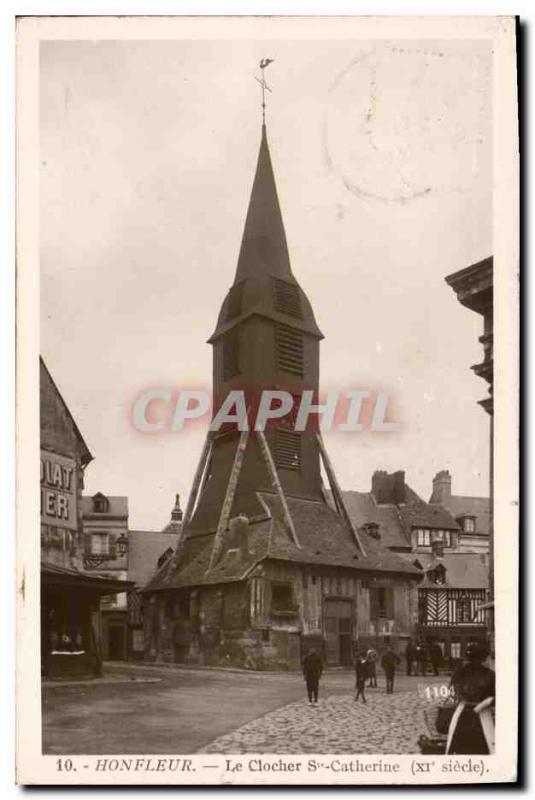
[276,323,304,376]
[273,278,302,318]
[222,331,240,380]
[275,428,301,471]
[225,281,245,321]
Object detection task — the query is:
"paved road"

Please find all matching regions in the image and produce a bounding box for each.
[42,662,444,755]
[200,689,431,754]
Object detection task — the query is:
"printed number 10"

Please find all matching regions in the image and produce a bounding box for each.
[56,758,74,771]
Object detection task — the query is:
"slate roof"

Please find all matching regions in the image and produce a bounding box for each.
[341,491,408,550]
[414,553,489,589]
[80,495,128,518]
[142,493,421,592]
[209,125,323,343]
[398,502,459,533]
[341,488,459,551]
[128,530,179,588]
[435,495,490,537]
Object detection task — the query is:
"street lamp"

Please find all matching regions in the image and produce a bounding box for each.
[116,533,128,556]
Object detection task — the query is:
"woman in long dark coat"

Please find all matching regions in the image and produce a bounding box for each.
[446,643,495,755]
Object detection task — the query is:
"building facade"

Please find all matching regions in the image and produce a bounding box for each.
[343,468,489,660]
[141,123,421,669]
[445,256,494,646]
[40,358,130,678]
[81,493,129,661]
[127,497,182,659]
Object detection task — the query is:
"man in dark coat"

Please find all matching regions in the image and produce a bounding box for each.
[354,652,369,704]
[381,646,400,694]
[405,639,416,676]
[303,648,324,706]
[415,641,427,676]
[429,641,443,676]
[446,643,495,754]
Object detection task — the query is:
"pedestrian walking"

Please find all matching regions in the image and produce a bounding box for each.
[446,643,495,754]
[381,646,400,694]
[366,648,378,687]
[405,638,416,676]
[429,642,443,677]
[303,648,323,706]
[415,641,427,676]
[354,652,369,704]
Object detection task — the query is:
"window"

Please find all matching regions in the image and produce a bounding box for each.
[276,323,304,376]
[222,332,240,380]
[93,494,109,513]
[451,641,461,659]
[457,598,472,623]
[370,587,394,619]
[416,529,431,547]
[463,517,476,533]
[273,278,302,318]
[275,428,301,471]
[271,582,294,612]
[91,533,109,555]
[362,522,380,539]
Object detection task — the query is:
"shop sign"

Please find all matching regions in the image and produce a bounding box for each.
[40,450,77,530]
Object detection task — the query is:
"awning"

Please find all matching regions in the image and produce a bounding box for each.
[41,562,134,595]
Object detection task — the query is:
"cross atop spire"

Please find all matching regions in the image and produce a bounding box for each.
[255,58,274,125]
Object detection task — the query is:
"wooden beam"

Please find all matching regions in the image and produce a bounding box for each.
[208,428,250,570]
[316,431,367,557]
[256,429,300,548]
[171,433,213,570]
[182,432,213,528]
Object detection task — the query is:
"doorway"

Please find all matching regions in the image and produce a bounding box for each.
[324,599,354,665]
[108,624,126,660]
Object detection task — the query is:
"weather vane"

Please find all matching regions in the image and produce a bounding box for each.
[255,58,274,124]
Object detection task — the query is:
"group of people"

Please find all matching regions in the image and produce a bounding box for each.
[302,641,495,755]
[302,645,402,707]
[354,646,400,702]
[405,638,444,676]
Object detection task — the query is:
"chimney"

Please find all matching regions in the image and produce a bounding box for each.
[371,471,389,503]
[371,470,406,505]
[393,471,406,504]
[430,470,452,504]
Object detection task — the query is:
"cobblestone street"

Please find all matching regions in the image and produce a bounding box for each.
[200,686,429,754]
[43,663,442,755]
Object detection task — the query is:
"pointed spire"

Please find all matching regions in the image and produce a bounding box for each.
[234,125,293,283]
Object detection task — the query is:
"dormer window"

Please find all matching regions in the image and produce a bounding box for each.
[93,493,110,513]
[459,515,476,533]
[416,528,452,548]
[416,529,431,547]
[361,522,380,539]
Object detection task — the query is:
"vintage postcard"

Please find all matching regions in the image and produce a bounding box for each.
[16,14,519,785]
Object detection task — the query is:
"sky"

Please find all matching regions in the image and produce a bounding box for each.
[40,37,492,531]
